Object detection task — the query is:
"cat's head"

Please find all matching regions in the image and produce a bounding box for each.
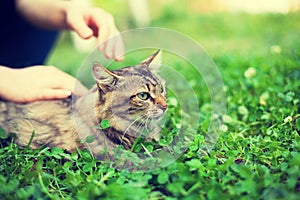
[92,50,167,137]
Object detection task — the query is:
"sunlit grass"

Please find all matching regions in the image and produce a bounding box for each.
[1,8,300,199]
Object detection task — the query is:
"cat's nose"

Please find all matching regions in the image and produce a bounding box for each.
[160,103,168,111]
[156,97,168,111]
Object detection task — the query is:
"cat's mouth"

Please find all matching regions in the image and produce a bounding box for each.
[148,109,165,120]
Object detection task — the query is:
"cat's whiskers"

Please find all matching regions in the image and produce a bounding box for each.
[145,113,152,127]
[138,115,152,136]
[134,120,146,138]
[121,114,147,140]
[133,113,155,140]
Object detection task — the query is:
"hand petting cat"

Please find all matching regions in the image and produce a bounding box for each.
[0,0,124,103]
[0,66,88,103]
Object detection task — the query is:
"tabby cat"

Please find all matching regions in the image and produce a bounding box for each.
[0,50,167,158]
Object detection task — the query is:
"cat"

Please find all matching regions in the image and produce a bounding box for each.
[0,50,167,159]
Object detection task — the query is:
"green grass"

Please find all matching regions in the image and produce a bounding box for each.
[1,5,300,200]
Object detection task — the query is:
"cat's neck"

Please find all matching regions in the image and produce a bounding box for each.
[72,87,124,156]
[73,87,99,134]
[73,86,137,152]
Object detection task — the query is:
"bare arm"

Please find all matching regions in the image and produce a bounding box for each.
[16,0,124,61]
[15,0,69,30]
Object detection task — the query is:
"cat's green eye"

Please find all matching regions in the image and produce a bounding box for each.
[137,92,150,100]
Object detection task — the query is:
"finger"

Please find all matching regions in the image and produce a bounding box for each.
[98,37,107,52]
[92,10,114,54]
[59,76,89,96]
[97,26,109,52]
[91,13,109,51]
[37,89,72,100]
[49,68,89,96]
[104,35,115,60]
[113,33,125,61]
[99,25,120,60]
[73,80,89,96]
[67,11,93,39]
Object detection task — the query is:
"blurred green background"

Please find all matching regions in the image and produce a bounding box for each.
[47,0,300,76]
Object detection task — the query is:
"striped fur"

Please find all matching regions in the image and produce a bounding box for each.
[0,50,167,157]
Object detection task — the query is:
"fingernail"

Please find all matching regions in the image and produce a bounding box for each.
[63,90,72,97]
[105,53,112,60]
[82,30,93,39]
[115,55,124,61]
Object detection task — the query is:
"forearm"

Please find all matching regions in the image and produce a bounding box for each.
[0,66,17,100]
[15,0,71,30]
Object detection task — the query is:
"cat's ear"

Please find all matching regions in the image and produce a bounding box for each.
[141,49,162,71]
[92,63,119,90]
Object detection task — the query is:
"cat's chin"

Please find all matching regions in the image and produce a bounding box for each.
[149,113,164,121]
[148,110,166,120]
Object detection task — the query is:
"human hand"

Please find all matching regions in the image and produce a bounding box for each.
[65,5,124,61]
[0,66,88,103]
[16,0,124,61]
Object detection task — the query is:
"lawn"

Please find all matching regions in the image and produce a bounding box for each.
[0,2,299,200]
